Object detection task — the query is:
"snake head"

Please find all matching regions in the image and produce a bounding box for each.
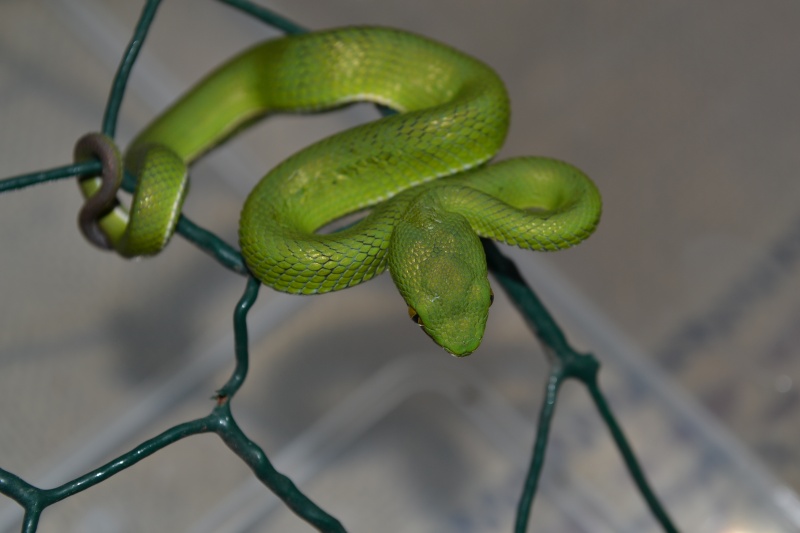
[388,205,493,356]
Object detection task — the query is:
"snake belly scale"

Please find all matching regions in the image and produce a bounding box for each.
[84,27,601,356]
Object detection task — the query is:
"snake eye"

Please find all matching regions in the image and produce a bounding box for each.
[408,306,423,326]
[489,289,495,306]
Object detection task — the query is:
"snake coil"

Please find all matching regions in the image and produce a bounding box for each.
[76,27,601,355]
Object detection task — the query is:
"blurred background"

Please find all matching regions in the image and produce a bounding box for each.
[2,1,800,531]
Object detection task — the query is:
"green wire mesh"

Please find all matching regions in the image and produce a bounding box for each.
[0,1,680,532]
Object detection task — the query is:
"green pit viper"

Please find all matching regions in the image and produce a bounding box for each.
[75,27,601,356]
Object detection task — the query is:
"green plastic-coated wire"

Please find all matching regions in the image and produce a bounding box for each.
[483,240,678,532]
[101,0,163,138]
[0,1,680,532]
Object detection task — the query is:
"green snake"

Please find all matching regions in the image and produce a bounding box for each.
[75,27,601,356]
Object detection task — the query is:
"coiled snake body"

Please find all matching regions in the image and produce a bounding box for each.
[76,27,601,356]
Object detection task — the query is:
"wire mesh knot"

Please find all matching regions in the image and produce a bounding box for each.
[73,132,123,250]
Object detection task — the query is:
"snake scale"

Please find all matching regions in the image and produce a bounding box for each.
[75,27,601,356]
